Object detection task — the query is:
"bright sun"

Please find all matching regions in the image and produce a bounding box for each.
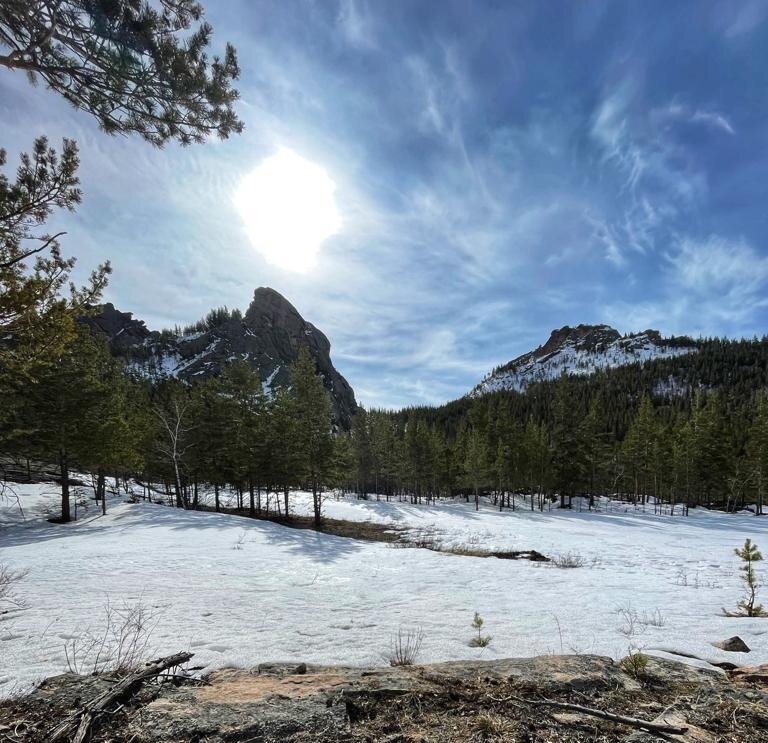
[234,148,341,272]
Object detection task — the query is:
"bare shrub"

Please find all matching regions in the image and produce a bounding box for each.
[388,627,424,667]
[552,551,586,569]
[64,599,159,675]
[674,567,720,590]
[232,530,247,550]
[619,649,649,679]
[615,604,645,638]
[0,564,27,614]
[639,608,666,628]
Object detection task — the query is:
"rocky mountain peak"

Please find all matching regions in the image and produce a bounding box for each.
[470,324,697,397]
[84,288,356,427]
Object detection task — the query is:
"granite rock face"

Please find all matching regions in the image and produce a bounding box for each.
[83,287,357,427]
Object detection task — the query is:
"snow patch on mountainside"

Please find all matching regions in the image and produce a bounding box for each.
[472,327,697,396]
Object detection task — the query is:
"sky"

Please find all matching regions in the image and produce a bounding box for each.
[2,1,768,409]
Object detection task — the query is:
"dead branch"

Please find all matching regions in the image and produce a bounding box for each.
[510,695,688,735]
[47,651,193,743]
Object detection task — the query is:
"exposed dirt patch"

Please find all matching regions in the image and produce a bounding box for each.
[219,507,405,543]
[194,668,352,703]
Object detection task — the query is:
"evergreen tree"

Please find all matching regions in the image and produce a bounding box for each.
[289,347,333,527]
[622,396,659,504]
[549,375,586,507]
[16,329,117,521]
[463,426,486,511]
[746,391,768,515]
[350,407,372,496]
[0,0,243,145]
[583,395,611,505]
[733,539,765,617]
[0,138,110,389]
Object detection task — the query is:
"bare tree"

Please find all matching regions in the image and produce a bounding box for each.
[154,398,193,509]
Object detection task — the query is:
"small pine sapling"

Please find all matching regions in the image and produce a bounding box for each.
[619,648,649,679]
[469,611,492,647]
[730,539,765,617]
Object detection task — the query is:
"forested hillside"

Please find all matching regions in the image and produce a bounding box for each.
[342,336,768,514]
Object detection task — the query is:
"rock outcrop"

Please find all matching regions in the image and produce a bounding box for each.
[83,287,357,427]
[4,654,765,742]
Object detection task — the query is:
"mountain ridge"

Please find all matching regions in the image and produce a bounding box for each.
[82,287,357,426]
[470,323,699,397]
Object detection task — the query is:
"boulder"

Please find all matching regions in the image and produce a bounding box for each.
[712,636,750,653]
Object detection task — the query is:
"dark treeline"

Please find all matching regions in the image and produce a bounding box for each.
[1,321,344,526]
[341,340,768,516]
[3,319,768,525]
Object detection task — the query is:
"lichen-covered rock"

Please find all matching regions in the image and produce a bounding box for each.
[3,655,765,742]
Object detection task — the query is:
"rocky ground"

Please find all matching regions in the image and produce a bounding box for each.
[1,654,766,742]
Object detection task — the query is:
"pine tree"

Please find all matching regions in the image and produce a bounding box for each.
[289,348,333,527]
[350,407,372,496]
[0,138,111,389]
[746,391,768,516]
[463,426,487,511]
[582,396,610,506]
[622,396,658,505]
[0,0,242,146]
[732,539,765,617]
[550,375,587,507]
[16,329,117,521]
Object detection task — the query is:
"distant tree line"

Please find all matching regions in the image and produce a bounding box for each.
[339,364,768,516]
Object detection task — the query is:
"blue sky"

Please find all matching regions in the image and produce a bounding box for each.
[3,0,768,408]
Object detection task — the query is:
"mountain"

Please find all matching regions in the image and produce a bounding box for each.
[82,287,357,426]
[470,324,698,396]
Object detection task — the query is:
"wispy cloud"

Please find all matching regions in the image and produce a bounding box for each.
[3,0,767,408]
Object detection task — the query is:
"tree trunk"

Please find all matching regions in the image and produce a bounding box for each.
[249,481,255,517]
[312,479,321,528]
[284,486,289,519]
[59,449,71,523]
[214,482,220,512]
[97,468,106,516]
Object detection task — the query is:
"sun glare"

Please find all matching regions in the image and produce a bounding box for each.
[234,148,341,272]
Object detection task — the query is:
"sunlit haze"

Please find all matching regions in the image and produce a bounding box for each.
[233,148,341,273]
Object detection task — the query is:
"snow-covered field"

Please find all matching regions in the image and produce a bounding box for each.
[1,483,767,695]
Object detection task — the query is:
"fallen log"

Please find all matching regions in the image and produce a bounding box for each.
[47,651,193,743]
[511,696,688,736]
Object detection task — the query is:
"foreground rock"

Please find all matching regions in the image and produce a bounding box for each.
[2,655,766,742]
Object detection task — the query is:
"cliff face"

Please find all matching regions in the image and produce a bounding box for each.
[83,287,357,427]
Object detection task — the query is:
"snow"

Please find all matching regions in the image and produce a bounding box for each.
[262,365,281,394]
[1,484,766,696]
[128,340,221,379]
[472,334,697,395]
